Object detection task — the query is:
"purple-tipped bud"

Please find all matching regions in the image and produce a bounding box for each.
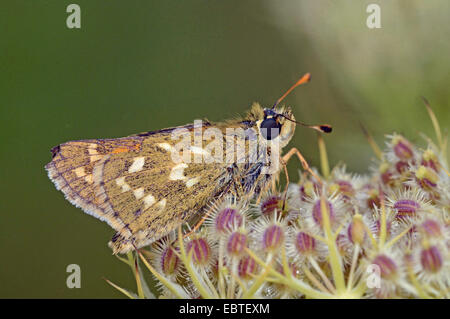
[260,196,281,216]
[393,136,414,160]
[421,149,439,172]
[421,219,442,238]
[238,256,257,279]
[227,232,247,257]
[263,225,284,251]
[186,238,211,266]
[395,161,409,174]
[367,188,381,209]
[300,181,319,201]
[420,246,443,273]
[373,255,398,280]
[415,166,438,190]
[312,200,335,227]
[336,180,355,198]
[295,232,315,255]
[161,246,180,276]
[215,208,243,234]
[393,199,420,220]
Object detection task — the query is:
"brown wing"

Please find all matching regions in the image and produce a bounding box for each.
[45,137,145,234]
[45,123,226,254]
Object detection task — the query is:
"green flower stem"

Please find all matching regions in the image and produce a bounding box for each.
[346,244,360,291]
[309,257,336,293]
[384,225,412,249]
[320,197,346,294]
[133,256,145,299]
[317,133,330,179]
[105,278,136,299]
[245,248,333,299]
[138,250,188,299]
[242,252,273,298]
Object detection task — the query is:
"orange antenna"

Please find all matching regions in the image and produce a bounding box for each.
[273,73,332,134]
[272,73,311,109]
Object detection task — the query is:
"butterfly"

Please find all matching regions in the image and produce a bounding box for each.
[45,73,331,254]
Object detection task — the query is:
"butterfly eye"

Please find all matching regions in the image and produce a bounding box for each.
[260,118,281,140]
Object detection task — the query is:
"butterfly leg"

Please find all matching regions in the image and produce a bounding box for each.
[182,206,214,239]
[282,147,322,184]
[280,159,290,210]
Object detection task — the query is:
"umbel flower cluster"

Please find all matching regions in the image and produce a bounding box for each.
[108,103,449,299]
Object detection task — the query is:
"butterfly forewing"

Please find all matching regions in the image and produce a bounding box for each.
[46,124,229,253]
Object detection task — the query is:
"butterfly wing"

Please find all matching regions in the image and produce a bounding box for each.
[46,124,227,254]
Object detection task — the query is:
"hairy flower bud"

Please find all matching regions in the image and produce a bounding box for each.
[215,208,243,234]
[373,254,398,280]
[347,215,366,245]
[420,246,443,274]
[260,196,282,216]
[238,256,257,280]
[186,238,211,266]
[227,231,247,257]
[295,232,316,255]
[160,246,180,276]
[263,225,285,252]
[312,200,335,227]
[415,166,438,190]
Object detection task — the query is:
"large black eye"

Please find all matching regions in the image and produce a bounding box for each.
[260,118,281,140]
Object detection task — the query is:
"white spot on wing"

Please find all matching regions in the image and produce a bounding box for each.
[143,194,156,209]
[186,177,200,188]
[169,163,188,181]
[133,187,144,199]
[157,143,174,152]
[190,146,210,156]
[129,156,145,173]
[116,176,131,192]
[155,199,167,210]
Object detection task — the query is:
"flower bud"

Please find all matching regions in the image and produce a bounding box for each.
[373,254,398,280]
[300,181,318,200]
[395,161,409,174]
[392,136,414,160]
[367,187,381,209]
[421,149,439,172]
[335,180,355,198]
[420,245,443,274]
[347,215,366,245]
[295,232,315,255]
[238,256,257,280]
[312,200,335,227]
[215,208,243,234]
[260,196,282,216]
[420,219,442,239]
[380,163,395,186]
[227,231,247,257]
[415,166,438,190]
[186,238,211,266]
[161,246,180,276]
[263,225,285,252]
[393,199,420,220]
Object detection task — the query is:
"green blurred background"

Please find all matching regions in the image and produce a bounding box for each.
[0,0,448,298]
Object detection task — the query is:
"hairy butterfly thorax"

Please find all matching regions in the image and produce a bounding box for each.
[45,73,332,254]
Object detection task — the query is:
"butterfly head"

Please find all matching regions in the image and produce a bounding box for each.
[257,106,296,148]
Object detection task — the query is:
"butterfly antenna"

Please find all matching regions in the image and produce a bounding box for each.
[272,73,333,134]
[283,115,332,134]
[272,73,311,109]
